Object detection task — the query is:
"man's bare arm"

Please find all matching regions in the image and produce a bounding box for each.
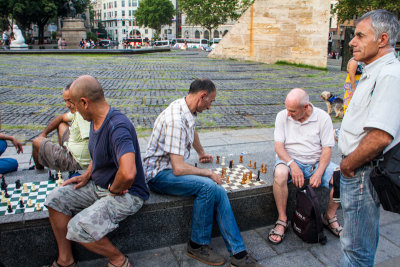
[0,133,23,154]
[109,152,137,194]
[309,147,332,188]
[193,130,212,163]
[40,113,71,137]
[341,128,392,177]
[275,141,304,187]
[170,153,221,184]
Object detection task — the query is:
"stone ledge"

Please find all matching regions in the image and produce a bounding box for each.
[0,168,330,267]
[0,47,170,55]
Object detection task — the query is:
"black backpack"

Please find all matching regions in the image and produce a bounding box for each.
[291,185,327,244]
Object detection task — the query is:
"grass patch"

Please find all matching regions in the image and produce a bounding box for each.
[275,60,328,71]
[1,124,45,131]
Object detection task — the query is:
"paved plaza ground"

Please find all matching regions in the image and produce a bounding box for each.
[0,50,345,143]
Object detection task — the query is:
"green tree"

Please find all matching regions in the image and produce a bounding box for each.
[0,0,11,32]
[332,0,400,23]
[178,0,253,39]
[3,0,88,44]
[135,0,175,38]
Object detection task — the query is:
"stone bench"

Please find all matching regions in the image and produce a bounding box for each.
[0,164,332,267]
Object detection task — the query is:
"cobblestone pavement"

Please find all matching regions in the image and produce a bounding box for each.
[0,50,346,143]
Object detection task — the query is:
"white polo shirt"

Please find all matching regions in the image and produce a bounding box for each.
[274,105,335,164]
[338,52,400,156]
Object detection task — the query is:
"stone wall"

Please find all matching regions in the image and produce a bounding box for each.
[62,18,87,49]
[209,0,331,68]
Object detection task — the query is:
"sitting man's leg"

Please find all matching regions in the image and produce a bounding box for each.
[269,160,290,244]
[317,162,342,237]
[148,169,225,265]
[32,135,81,171]
[46,180,143,266]
[0,139,18,174]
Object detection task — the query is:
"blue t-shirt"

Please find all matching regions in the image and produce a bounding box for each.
[89,107,149,200]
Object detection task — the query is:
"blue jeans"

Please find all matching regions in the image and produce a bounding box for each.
[148,169,246,255]
[0,140,18,174]
[340,166,380,267]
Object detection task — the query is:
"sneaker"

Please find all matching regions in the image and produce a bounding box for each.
[230,254,262,267]
[186,242,225,266]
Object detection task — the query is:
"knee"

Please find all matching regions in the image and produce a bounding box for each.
[32,137,43,150]
[0,139,7,154]
[273,166,289,187]
[199,178,218,195]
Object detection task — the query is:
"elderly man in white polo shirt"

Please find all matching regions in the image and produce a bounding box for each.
[268,88,341,245]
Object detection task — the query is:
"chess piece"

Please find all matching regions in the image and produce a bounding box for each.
[221,157,226,166]
[226,176,230,183]
[256,170,261,181]
[4,188,10,198]
[1,176,7,190]
[23,183,28,193]
[249,171,253,180]
[261,164,264,171]
[263,164,267,173]
[239,155,243,163]
[241,176,246,184]
[48,170,55,181]
[248,160,252,167]
[19,196,24,208]
[1,191,6,203]
[246,173,251,183]
[36,203,42,211]
[216,156,220,164]
[253,162,257,169]
[57,171,62,181]
[31,184,36,192]
[195,163,197,167]
[7,200,12,212]
[27,199,33,207]
[229,160,233,169]
[15,179,21,189]
[57,179,63,187]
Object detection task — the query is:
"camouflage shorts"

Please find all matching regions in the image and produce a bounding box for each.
[45,180,144,243]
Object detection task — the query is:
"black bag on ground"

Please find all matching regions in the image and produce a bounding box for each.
[292,185,327,244]
[370,142,400,214]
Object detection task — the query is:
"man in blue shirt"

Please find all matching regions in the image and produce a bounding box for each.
[45,75,148,267]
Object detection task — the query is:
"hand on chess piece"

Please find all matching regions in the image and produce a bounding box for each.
[198,152,213,163]
[63,169,91,189]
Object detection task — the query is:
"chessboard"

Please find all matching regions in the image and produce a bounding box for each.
[213,164,266,192]
[0,181,57,216]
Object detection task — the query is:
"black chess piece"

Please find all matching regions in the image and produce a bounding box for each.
[229,160,233,169]
[19,199,24,208]
[195,163,197,167]
[4,188,10,198]
[15,179,21,189]
[256,170,260,181]
[48,170,55,181]
[1,176,6,190]
[7,203,12,213]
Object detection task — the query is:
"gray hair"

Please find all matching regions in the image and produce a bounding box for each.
[357,9,399,47]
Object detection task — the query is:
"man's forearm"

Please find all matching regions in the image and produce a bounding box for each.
[314,147,332,176]
[275,142,292,164]
[41,114,65,136]
[0,133,15,141]
[193,131,205,155]
[341,129,392,172]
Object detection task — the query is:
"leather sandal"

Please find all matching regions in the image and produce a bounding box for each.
[321,213,343,237]
[268,219,288,245]
[107,255,131,267]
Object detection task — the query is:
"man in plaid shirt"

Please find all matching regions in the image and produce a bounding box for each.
[144,78,261,267]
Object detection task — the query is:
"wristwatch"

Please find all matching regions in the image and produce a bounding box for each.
[286,159,294,167]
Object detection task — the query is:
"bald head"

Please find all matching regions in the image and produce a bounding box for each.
[285,88,309,108]
[70,75,104,103]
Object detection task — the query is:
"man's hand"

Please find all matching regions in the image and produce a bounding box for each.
[309,173,322,188]
[11,137,23,154]
[209,171,222,185]
[198,153,213,163]
[290,162,304,188]
[340,158,355,178]
[63,173,90,189]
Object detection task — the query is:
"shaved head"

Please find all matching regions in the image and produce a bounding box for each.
[70,75,104,103]
[285,88,309,108]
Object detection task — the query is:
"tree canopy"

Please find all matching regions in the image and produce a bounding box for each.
[0,0,89,44]
[332,0,400,23]
[178,0,253,35]
[135,0,175,38]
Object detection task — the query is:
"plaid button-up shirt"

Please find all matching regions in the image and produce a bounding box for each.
[143,98,195,182]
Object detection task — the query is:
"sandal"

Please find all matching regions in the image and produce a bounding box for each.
[321,213,343,237]
[46,260,77,267]
[268,219,288,245]
[107,255,132,267]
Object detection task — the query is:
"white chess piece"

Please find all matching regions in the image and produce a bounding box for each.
[221,156,226,166]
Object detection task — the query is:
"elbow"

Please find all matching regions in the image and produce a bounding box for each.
[123,169,137,184]
[172,166,184,176]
